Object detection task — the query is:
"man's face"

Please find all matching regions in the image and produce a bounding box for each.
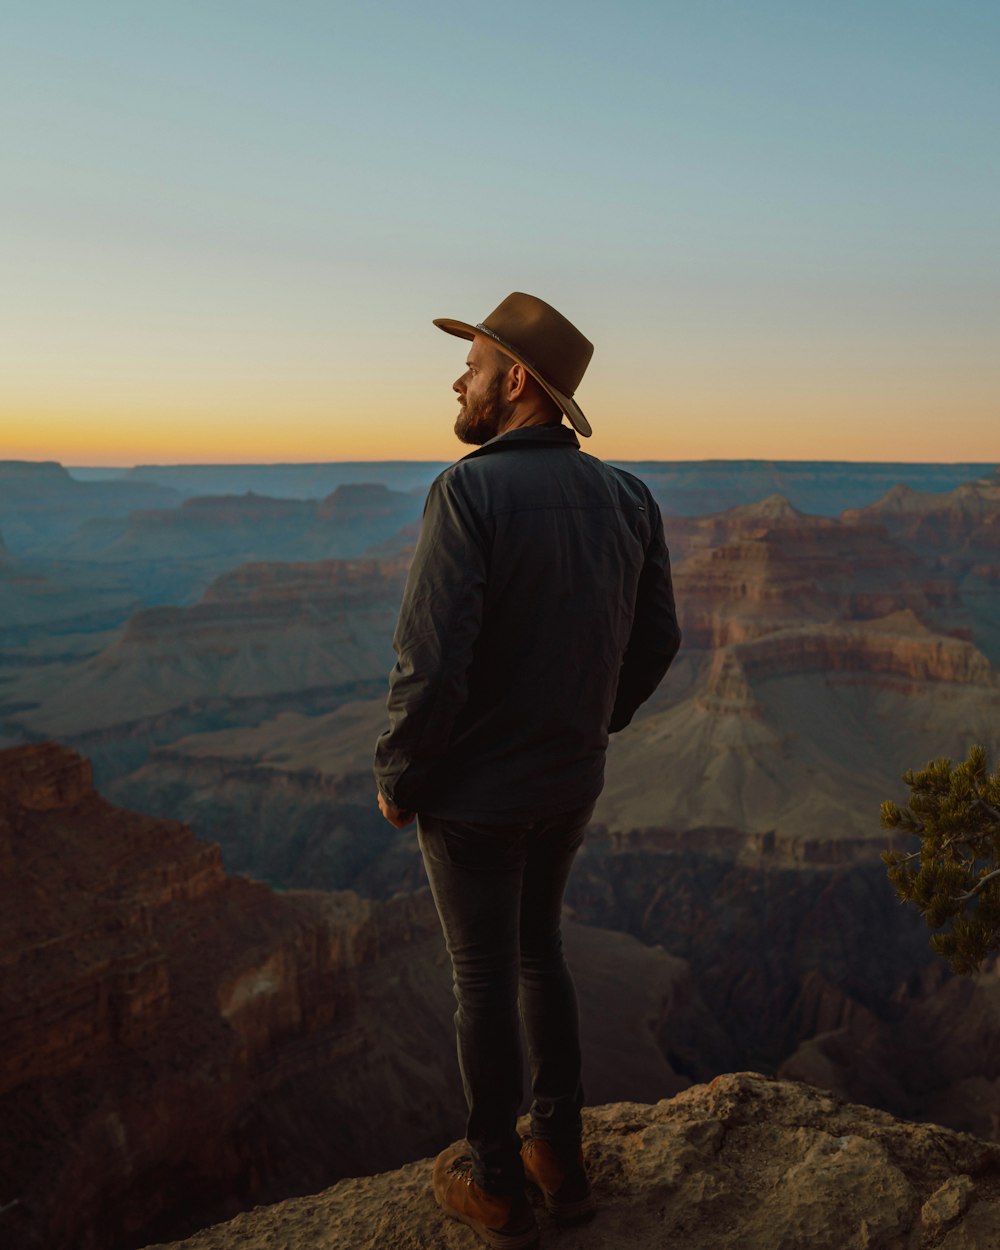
[453,336,513,445]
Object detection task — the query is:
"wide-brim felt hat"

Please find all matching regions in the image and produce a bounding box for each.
[434,291,594,437]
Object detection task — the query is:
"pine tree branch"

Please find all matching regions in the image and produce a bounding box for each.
[973,798,1000,826]
[955,868,1000,903]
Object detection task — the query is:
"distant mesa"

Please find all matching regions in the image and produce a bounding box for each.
[0,459,180,559]
[317,481,412,520]
[48,482,424,607]
[0,458,75,481]
[176,491,309,517]
[119,461,449,501]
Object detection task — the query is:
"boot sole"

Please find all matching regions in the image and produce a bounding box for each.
[523,1174,597,1220]
[434,1194,539,1249]
[542,1191,596,1220]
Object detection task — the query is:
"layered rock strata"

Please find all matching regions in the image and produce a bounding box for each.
[5,559,409,751]
[671,494,960,648]
[0,742,711,1250]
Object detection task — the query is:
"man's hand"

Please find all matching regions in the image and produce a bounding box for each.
[377,791,415,829]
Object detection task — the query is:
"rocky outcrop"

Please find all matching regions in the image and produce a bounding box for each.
[0,743,716,1250]
[0,740,94,810]
[141,1074,1000,1250]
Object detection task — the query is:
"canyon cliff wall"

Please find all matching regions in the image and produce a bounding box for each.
[0,742,711,1250]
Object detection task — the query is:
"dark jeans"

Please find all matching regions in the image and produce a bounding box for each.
[417,803,594,1194]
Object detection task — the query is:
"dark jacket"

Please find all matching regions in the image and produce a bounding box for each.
[373,423,681,821]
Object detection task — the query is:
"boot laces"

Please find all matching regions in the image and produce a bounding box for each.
[447,1156,476,1187]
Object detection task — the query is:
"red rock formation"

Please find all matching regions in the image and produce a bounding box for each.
[0,742,708,1250]
[671,495,958,649]
[0,741,427,1249]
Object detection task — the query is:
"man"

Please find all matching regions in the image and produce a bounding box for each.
[374,292,680,1248]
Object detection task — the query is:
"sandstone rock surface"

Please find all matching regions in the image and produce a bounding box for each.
[142,1073,1000,1250]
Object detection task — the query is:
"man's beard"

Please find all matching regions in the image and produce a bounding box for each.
[454,373,511,446]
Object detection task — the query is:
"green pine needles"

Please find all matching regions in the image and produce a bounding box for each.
[882,745,1000,975]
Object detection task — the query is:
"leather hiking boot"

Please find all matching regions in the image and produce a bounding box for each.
[432,1142,538,1249]
[520,1136,596,1219]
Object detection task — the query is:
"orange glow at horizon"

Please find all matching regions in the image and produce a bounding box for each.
[3,383,999,468]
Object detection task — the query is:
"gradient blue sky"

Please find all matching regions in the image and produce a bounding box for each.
[1,1,997,463]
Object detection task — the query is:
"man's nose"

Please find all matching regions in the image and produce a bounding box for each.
[453,376,465,394]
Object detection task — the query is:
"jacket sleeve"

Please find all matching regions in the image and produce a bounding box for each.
[373,473,488,811]
[608,500,681,733]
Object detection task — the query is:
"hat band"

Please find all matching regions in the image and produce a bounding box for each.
[475,323,574,398]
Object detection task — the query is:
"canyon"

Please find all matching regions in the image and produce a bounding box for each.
[3,461,1000,1248]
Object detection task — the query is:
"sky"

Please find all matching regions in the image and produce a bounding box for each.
[1,0,997,465]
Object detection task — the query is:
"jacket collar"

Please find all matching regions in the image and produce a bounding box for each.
[460,423,580,461]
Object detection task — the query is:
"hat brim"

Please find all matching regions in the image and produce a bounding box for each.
[433,317,592,439]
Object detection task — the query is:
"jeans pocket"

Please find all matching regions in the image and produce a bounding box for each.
[418,815,529,872]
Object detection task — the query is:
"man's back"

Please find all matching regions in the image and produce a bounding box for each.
[374,293,681,1247]
[374,423,680,821]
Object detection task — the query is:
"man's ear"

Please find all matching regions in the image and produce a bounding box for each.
[506,362,529,401]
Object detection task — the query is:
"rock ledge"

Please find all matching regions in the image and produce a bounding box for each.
[144,1073,1000,1250]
